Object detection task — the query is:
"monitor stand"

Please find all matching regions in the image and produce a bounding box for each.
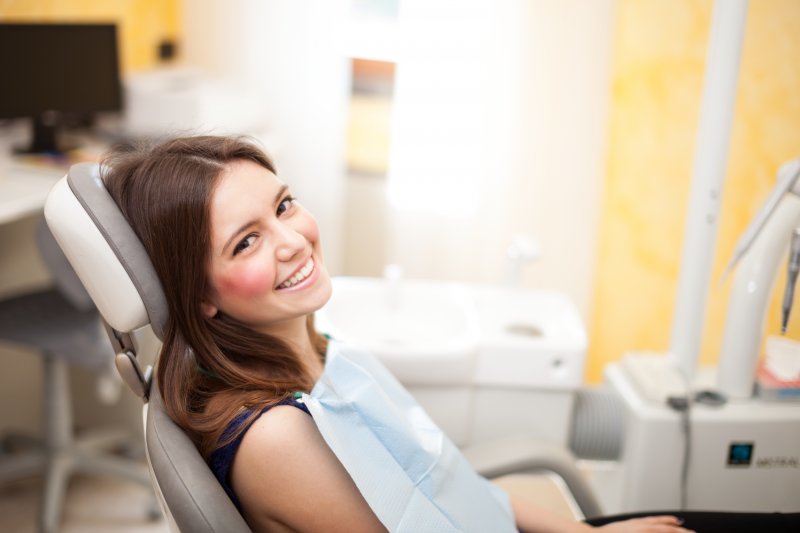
[14,112,76,156]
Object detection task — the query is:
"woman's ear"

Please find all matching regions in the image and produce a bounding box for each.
[201,300,218,318]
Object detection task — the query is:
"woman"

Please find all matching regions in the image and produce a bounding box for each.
[101,135,766,532]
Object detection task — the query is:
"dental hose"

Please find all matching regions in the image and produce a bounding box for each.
[781,228,800,334]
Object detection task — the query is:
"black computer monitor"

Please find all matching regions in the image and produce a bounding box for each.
[0,22,123,155]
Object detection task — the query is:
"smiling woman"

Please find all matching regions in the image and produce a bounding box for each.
[97,135,713,533]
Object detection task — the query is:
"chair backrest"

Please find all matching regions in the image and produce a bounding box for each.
[147,375,251,532]
[44,162,251,533]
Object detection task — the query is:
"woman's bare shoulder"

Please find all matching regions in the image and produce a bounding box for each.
[230,404,386,533]
[240,403,317,450]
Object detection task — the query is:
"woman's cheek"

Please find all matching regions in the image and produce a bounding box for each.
[299,210,321,243]
[218,262,274,299]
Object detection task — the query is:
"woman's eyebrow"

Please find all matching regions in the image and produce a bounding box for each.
[274,184,288,204]
[220,185,290,255]
[222,219,258,255]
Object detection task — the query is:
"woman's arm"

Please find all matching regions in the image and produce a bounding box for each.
[510,494,593,533]
[231,405,387,533]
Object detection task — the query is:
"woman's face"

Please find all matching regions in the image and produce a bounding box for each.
[202,159,332,337]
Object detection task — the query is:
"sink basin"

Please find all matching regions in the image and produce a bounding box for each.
[315,276,480,384]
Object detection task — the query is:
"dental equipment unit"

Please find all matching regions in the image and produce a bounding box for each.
[601,156,800,513]
[596,0,800,515]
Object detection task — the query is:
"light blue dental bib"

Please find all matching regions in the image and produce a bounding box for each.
[301,340,516,533]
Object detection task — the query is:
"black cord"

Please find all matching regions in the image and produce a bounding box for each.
[666,395,691,509]
[679,402,691,510]
[665,389,727,510]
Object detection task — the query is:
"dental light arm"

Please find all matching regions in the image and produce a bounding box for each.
[723,159,800,279]
[781,228,800,334]
[718,157,800,399]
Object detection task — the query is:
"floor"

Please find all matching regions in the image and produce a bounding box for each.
[0,470,582,532]
[0,473,169,533]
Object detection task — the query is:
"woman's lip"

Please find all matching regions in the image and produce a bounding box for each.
[276,257,316,290]
[277,262,319,292]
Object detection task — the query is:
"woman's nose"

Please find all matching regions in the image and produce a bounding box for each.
[274,223,306,262]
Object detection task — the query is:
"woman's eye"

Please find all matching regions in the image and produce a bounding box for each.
[233,234,256,256]
[277,196,296,216]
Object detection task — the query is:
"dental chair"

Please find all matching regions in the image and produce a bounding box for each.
[43,162,603,532]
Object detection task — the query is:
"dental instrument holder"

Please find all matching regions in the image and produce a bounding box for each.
[781,228,800,333]
[383,263,404,311]
[718,158,800,399]
[505,234,540,288]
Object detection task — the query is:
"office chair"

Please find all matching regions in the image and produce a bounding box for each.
[44,162,602,532]
[0,219,155,533]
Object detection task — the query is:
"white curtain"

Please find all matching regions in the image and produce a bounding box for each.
[384,0,614,320]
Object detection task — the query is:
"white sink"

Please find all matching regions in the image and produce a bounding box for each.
[316,276,586,389]
[315,276,480,385]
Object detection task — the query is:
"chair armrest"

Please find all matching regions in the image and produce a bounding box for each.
[462,437,603,520]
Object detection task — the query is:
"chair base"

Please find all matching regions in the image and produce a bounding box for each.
[0,355,158,533]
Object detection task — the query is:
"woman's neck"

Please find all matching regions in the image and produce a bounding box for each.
[260,316,324,380]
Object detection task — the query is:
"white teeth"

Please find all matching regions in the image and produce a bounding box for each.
[279,259,314,289]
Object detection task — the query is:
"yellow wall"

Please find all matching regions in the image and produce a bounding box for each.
[588,0,800,381]
[0,0,180,72]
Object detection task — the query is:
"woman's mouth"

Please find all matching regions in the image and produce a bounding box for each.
[277,258,315,290]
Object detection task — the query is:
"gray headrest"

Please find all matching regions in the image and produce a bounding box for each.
[48,162,168,340]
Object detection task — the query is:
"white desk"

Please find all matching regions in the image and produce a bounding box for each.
[0,162,66,226]
[0,121,110,226]
[0,160,67,299]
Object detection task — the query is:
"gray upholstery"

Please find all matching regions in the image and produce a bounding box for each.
[0,286,108,372]
[146,378,251,533]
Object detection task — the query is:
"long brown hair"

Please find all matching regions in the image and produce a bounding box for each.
[102,135,328,459]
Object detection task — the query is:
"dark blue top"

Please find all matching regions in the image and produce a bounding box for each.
[208,397,310,511]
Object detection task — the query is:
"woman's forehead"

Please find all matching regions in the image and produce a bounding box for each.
[213,161,281,202]
[208,161,284,247]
